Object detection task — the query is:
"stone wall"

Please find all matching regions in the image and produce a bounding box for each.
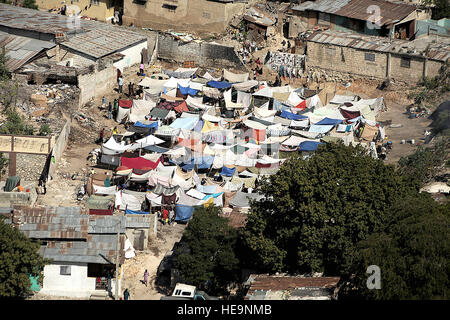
[157,33,244,69]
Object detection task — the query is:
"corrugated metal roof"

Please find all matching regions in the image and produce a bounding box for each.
[305,29,450,61]
[292,0,417,26]
[60,28,146,59]
[0,30,55,71]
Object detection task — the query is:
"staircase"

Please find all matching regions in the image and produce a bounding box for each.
[89,290,111,300]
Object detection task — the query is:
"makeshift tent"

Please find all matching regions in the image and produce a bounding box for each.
[315,117,343,126]
[134,121,158,129]
[170,117,199,130]
[220,166,236,177]
[178,85,198,96]
[223,69,249,82]
[121,156,161,170]
[116,106,131,122]
[119,100,133,108]
[178,156,215,171]
[202,87,222,99]
[100,154,120,167]
[280,110,308,120]
[207,81,232,89]
[299,141,323,152]
[86,194,114,209]
[185,96,211,110]
[173,101,190,114]
[144,145,170,153]
[175,204,195,223]
[232,80,259,92]
[93,185,117,195]
[229,191,264,208]
[129,100,156,123]
[102,137,131,155]
[163,77,190,89]
[308,124,335,134]
[149,107,170,120]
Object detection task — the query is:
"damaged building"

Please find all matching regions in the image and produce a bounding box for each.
[0,3,147,108]
[287,0,431,40]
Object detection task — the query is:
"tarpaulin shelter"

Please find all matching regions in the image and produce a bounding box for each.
[173,101,190,114]
[125,209,150,215]
[144,145,170,153]
[100,154,120,167]
[220,166,236,177]
[232,80,259,92]
[119,100,133,108]
[129,100,156,123]
[315,117,343,126]
[178,156,215,171]
[280,110,308,120]
[299,141,323,152]
[134,121,158,129]
[102,137,131,155]
[223,69,249,83]
[207,81,232,90]
[175,204,195,223]
[308,124,335,134]
[121,156,161,170]
[149,107,170,120]
[178,85,198,96]
[185,96,211,110]
[229,191,264,208]
[170,117,199,130]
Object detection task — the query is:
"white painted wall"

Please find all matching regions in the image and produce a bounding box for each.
[40,262,96,298]
[39,262,123,299]
[114,40,148,73]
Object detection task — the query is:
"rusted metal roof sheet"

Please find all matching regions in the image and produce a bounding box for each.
[243,6,276,27]
[292,0,417,26]
[306,30,450,61]
[0,30,55,71]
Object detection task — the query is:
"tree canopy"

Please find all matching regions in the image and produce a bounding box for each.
[341,194,449,300]
[172,206,240,295]
[242,142,413,276]
[0,218,50,298]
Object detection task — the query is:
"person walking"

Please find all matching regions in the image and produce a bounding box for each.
[108,102,112,119]
[118,76,123,93]
[113,98,118,119]
[123,288,130,300]
[143,269,149,287]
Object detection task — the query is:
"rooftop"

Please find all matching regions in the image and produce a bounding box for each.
[304,29,450,61]
[292,0,418,26]
[245,274,340,300]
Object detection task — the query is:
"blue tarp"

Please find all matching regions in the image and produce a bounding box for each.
[220,166,236,177]
[315,117,343,126]
[299,141,323,152]
[207,81,232,89]
[193,119,204,132]
[179,156,215,171]
[169,117,199,130]
[126,209,150,215]
[178,85,198,96]
[175,204,195,222]
[280,110,308,120]
[134,121,158,129]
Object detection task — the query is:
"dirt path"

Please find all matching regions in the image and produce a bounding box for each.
[121,222,186,300]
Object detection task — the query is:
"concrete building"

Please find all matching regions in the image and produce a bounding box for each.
[288,0,431,40]
[0,3,147,107]
[4,206,127,298]
[122,0,246,33]
[36,0,120,23]
[302,29,450,83]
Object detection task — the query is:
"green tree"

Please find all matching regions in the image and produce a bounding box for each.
[421,0,450,20]
[172,206,240,295]
[398,139,449,190]
[340,194,449,300]
[0,110,34,135]
[0,218,50,298]
[22,0,38,10]
[242,142,413,276]
[38,124,52,136]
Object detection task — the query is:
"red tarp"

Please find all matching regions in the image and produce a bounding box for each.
[121,156,161,170]
[174,101,189,114]
[340,108,361,119]
[294,100,307,110]
[119,100,133,108]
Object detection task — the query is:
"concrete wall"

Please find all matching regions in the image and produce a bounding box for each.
[78,64,116,107]
[122,0,245,33]
[157,33,243,69]
[36,0,115,22]
[113,40,148,72]
[47,119,71,182]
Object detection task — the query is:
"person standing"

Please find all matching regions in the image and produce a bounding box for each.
[99,128,105,144]
[102,96,107,109]
[108,102,112,119]
[118,76,123,93]
[143,269,149,287]
[123,288,130,300]
[162,208,168,225]
[139,63,144,76]
[169,208,175,226]
[113,98,118,119]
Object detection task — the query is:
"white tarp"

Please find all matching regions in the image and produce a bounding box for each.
[139,77,167,89]
[102,137,131,155]
[232,80,259,92]
[163,77,191,89]
[223,69,249,83]
[116,106,130,122]
[93,185,117,195]
[202,72,221,81]
[129,99,156,123]
[185,96,210,110]
[124,238,136,259]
